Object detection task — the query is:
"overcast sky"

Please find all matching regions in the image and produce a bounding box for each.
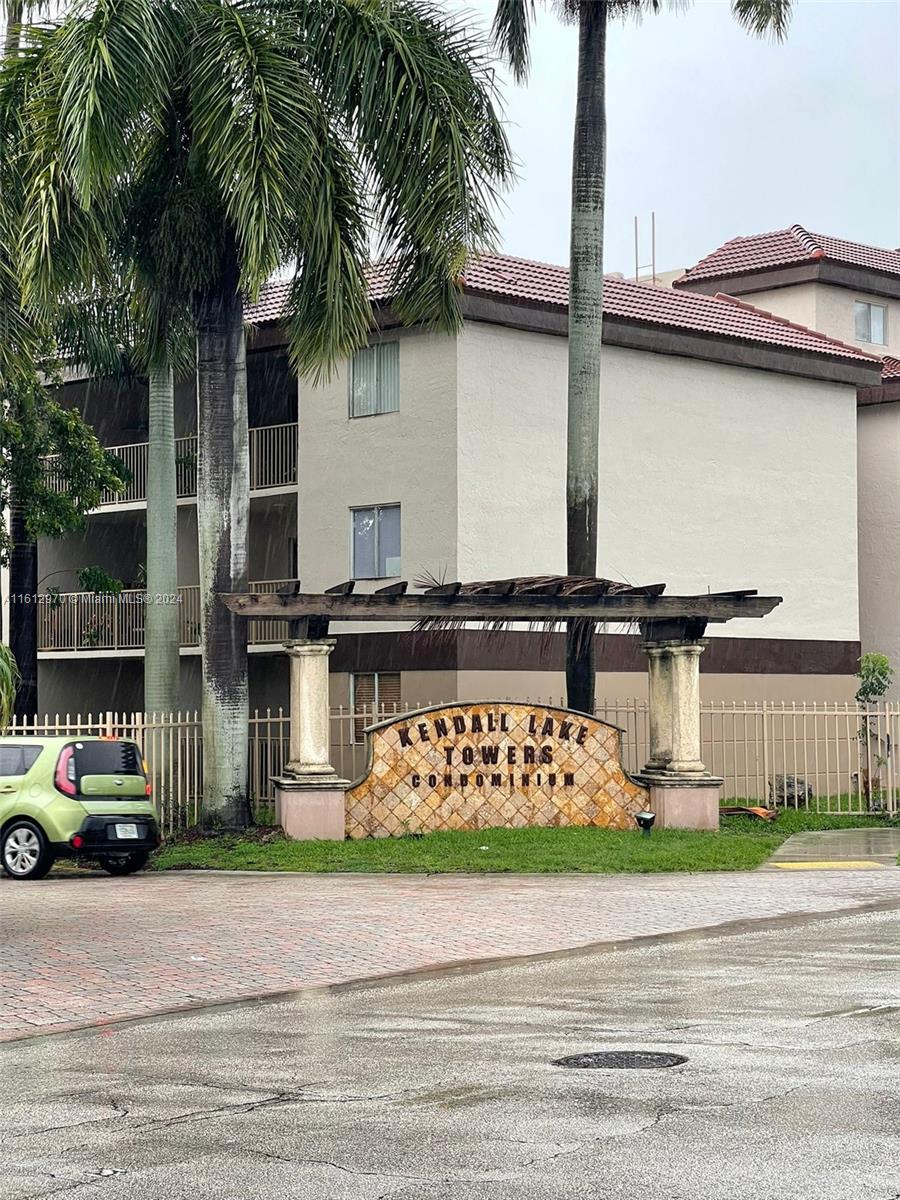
[456,0,900,275]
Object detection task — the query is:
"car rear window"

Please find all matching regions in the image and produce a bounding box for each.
[73,741,143,778]
[0,745,43,777]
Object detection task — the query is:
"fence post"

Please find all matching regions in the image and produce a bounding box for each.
[761,699,770,805]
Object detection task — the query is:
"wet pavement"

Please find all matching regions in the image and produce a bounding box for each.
[4,905,900,1199]
[3,868,900,1040]
[765,827,900,869]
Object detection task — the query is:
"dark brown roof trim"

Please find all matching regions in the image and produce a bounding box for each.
[857,379,900,407]
[676,261,900,302]
[461,294,881,387]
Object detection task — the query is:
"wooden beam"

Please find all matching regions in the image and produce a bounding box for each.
[222,591,782,623]
[324,580,355,594]
[424,581,462,595]
[374,581,408,595]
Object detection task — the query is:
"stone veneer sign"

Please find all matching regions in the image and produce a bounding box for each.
[345,702,648,838]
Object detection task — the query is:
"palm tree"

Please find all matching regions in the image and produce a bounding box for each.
[0,12,131,713]
[493,0,792,714]
[7,0,512,827]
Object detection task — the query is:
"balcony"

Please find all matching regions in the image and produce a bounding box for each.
[44,422,298,508]
[38,579,296,653]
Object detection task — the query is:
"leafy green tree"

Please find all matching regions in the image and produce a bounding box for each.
[855,653,894,704]
[493,0,792,714]
[1,369,128,713]
[7,0,512,826]
[0,642,19,728]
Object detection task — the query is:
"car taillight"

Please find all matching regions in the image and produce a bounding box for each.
[55,746,77,796]
[71,834,84,849]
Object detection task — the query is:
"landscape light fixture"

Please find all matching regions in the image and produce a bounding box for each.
[636,811,656,838]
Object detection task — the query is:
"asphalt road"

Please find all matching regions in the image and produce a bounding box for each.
[5,902,900,1200]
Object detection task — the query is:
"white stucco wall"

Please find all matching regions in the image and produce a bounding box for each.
[813,283,900,358]
[297,327,459,593]
[455,323,860,643]
[743,282,900,359]
[857,403,900,696]
[744,283,820,331]
[456,323,567,580]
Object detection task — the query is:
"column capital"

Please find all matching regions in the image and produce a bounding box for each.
[641,638,707,654]
[283,637,337,657]
[666,640,707,658]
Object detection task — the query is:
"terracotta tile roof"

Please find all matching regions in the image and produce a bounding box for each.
[677,224,900,285]
[245,253,879,365]
[882,356,900,380]
[604,279,877,364]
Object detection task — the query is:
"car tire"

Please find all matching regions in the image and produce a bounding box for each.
[98,851,150,876]
[1,819,55,881]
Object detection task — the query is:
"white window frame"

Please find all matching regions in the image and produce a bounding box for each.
[349,341,400,418]
[350,503,401,579]
[854,300,887,346]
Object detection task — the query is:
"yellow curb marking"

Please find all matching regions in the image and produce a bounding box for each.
[771,860,885,870]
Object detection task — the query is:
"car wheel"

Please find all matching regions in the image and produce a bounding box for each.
[98,851,150,876]
[1,820,55,881]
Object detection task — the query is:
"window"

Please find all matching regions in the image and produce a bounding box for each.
[350,342,399,417]
[854,301,887,345]
[0,745,42,777]
[352,504,401,578]
[352,672,402,741]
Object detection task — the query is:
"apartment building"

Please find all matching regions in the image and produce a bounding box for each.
[674,225,900,694]
[31,242,888,715]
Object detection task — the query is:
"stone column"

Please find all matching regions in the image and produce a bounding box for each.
[635,638,720,831]
[284,638,337,776]
[642,644,674,773]
[665,642,707,776]
[273,638,348,841]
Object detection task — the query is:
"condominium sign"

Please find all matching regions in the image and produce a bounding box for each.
[345,702,648,838]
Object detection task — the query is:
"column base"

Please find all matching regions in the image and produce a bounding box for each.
[273,775,350,841]
[633,774,723,831]
[284,761,340,777]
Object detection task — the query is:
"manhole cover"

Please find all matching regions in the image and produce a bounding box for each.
[552,1051,687,1070]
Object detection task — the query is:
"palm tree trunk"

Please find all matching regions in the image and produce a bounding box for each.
[144,357,180,716]
[4,0,30,721]
[3,0,24,57]
[195,246,250,830]
[565,0,607,716]
[9,505,37,719]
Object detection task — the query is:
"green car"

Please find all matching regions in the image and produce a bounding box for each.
[0,736,160,881]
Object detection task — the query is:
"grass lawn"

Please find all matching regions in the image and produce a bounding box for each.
[152,810,893,876]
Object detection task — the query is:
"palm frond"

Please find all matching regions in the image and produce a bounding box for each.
[492,0,533,82]
[730,0,793,40]
[282,131,372,381]
[188,0,323,292]
[51,0,177,207]
[0,644,19,731]
[298,0,513,341]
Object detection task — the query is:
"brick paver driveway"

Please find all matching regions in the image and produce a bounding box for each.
[3,868,898,1041]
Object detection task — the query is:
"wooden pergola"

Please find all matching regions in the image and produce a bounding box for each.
[223,574,781,635]
[222,576,782,835]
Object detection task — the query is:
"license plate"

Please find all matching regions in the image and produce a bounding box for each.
[115,823,139,839]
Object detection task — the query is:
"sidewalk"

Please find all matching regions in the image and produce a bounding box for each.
[764,827,900,870]
[3,867,899,1042]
